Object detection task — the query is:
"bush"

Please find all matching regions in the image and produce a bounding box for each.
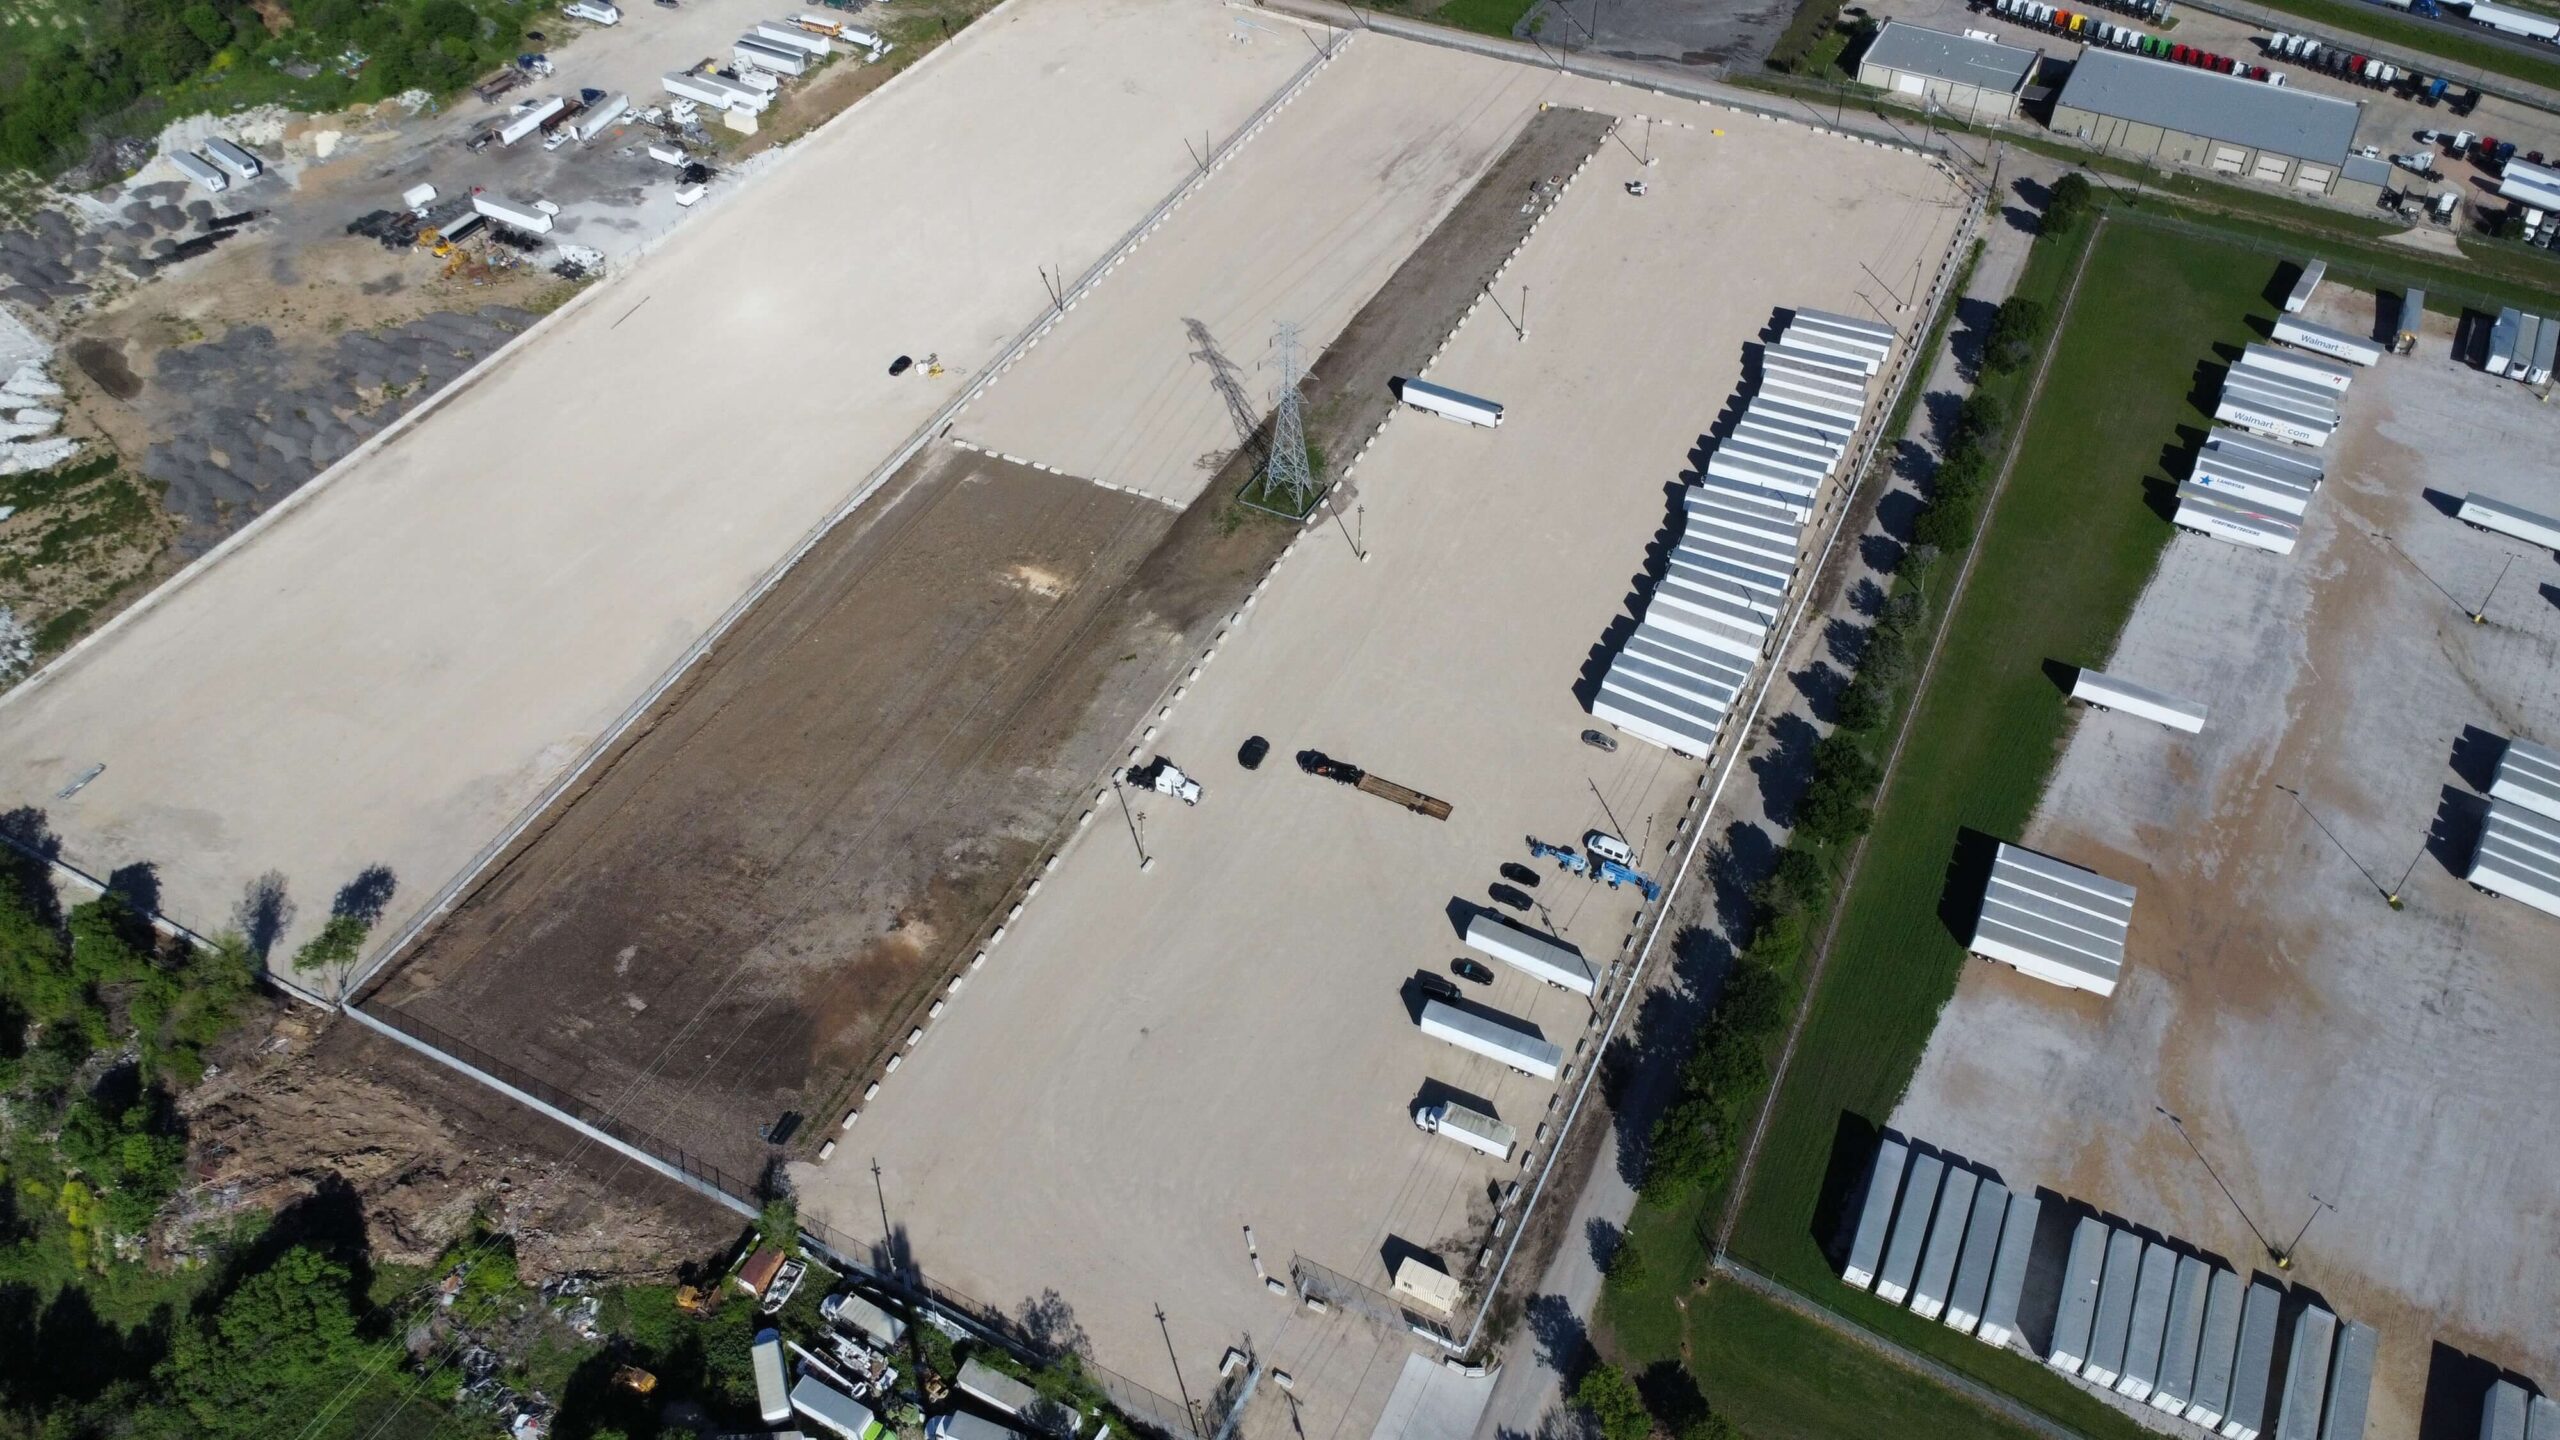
[1951,392,2008,452]
[1754,847,1829,921]
[1983,297,2049,374]
[1796,734,1881,845]
[1641,1096,1733,1200]
[1717,962,1792,1036]
[1606,1233,1649,1291]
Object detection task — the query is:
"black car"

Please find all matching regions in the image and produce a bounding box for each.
[1452,958,1494,986]
[1499,862,1540,888]
[1416,973,1463,1003]
[1488,883,1532,912]
[1238,735,1270,770]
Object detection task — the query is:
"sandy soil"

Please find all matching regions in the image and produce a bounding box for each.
[1893,296,2560,1439]
[798,90,1965,1440]
[0,0,1316,964]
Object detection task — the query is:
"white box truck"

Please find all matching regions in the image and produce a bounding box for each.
[1418,1000,1560,1079]
[203,136,263,180]
[472,194,555,235]
[1395,377,1502,426]
[1415,1099,1517,1159]
[169,151,229,194]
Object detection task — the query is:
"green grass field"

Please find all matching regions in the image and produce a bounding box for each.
[1429,0,1542,38]
[1682,1282,2055,1440]
[1713,217,2275,1389]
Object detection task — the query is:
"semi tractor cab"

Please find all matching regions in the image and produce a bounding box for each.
[1127,756,1201,804]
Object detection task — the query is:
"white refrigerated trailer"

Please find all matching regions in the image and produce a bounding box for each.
[203,136,263,180]
[2071,668,2209,733]
[169,151,228,193]
[2271,314,2383,366]
[2490,734,2560,823]
[1841,1136,1908,1290]
[472,194,555,235]
[1395,377,1502,426]
[1418,1000,1560,1079]
[2469,799,2560,917]
[2282,258,2325,313]
[2456,493,2560,553]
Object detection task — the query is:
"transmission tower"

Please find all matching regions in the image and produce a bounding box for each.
[1260,322,1317,513]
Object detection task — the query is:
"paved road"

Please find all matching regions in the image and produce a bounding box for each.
[1466,154,2060,1440]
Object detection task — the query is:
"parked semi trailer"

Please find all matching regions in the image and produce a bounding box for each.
[1841,1136,1908,1290]
[1973,1190,2040,1348]
[2047,1216,2109,1373]
[1417,999,1561,1079]
[203,136,263,180]
[1394,377,1503,426]
[2271,314,2383,366]
[169,151,229,193]
[2071,668,2209,733]
[1942,1176,2010,1334]
[1872,1150,1943,1306]
[2282,258,2326,313]
[2490,734,2560,822]
[2457,492,2560,553]
[1463,913,1595,994]
[472,194,555,235]
[498,96,566,146]
[1908,1166,1977,1322]
[1414,1099,1517,1159]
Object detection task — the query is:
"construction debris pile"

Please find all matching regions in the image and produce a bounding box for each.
[1588,306,1892,758]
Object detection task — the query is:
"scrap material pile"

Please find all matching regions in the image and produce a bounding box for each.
[1843,1132,2377,1440]
[1588,307,1893,757]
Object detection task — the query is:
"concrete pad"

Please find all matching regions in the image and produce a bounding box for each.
[0,0,1314,958]
[1893,303,2560,1437]
[796,111,1964,1440]
[957,35,1573,504]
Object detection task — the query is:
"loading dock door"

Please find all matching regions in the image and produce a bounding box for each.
[2251,153,2290,183]
[2212,145,2248,174]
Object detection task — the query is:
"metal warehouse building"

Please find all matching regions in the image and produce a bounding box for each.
[2050,49,2377,203]
[1855,22,2043,122]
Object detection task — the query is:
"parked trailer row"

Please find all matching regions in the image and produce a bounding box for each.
[2485,306,2559,382]
[2480,1381,2560,1440]
[1840,1135,2041,1345]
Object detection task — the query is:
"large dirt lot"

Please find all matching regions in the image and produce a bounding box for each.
[800,81,1967,1440]
[0,0,1318,964]
[1894,294,2560,1437]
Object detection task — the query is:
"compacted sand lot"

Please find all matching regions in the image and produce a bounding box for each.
[0,0,1313,959]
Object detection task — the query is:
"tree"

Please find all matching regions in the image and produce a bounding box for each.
[155,1246,398,1438]
[2042,173,2095,235]
[1679,1416,1742,1440]
[289,913,369,996]
[1796,734,1881,845]
[1983,297,2048,374]
[1605,1232,1648,1292]
[1574,1363,1653,1440]
[1641,1096,1731,1200]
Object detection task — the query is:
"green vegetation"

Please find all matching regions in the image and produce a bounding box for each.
[1680,1283,2050,1440]
[2236,0,2560,93]
[1,0,543,177]
[1769,0,1856,74]
[1428,0,1543,39]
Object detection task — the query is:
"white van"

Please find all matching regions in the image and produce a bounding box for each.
[564,0,621,23]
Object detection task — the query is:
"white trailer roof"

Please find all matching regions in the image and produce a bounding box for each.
[2524,1392,2560,1440]
[1780,323,1888,371]
[2083,1227,2143,1387]
[2208,428,2326,481]
[2318,1319,2374,1440]
[2283,259,2325,313]
[1944,1176,2009,1332]
[1728,421,1844,467]
[1969,842,2134,995]
[1733,407,1849,452]
[2224,1280,2284,1440]
[1874,1151,1944,1304]
[1715,435,1832,481]
[204,136,263,177]
[753,19,835,52]
[2241,341,2355,391]
[2482,1383,2530,1440]
[2188,459,2316,517]
[2196,444,2324,498]
[1684,483,1805,536]
[1463,914,1596,995]
[958,1357,1038,1415]
[2470,799,2560,918]
[1399,377,1502,421]
[1705,450,1821,500]
[1763,340,1872,382]
[2274,1305,2337,1440]
[1419,1000,1562,1077]
[2047,1216,2108,1372]
[1792,306,1898,344]
[1842,1136,1909,1289]
[2072,669,2209,733]
[2152,1254,2213,1416]
[2186,1266,2245,1430]
[1976,1190,2040,1350]
[2457,493,2560,552]
[2120,1242,2179,1399]
[2225,362,2343,418]
[2176,486,2302,554]
[2271,314,2384,366]
[169,151,228,190]
[2490,735,2560,823]
[1910,1166,1978,1318]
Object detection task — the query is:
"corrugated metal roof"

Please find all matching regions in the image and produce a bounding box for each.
[2342,154,2391,186]
[1862,21,2040,91]
[2055,48,2359,164]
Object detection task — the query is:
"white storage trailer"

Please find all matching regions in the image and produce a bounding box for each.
[1974,1191,2040,1349]
[203,136,263,180]
[753,1329,792,1424]
[2524,1392,2560,1440]
[498,96,566,146]
[2273,1305,2337,1440]
[1763,340,1872,383]
[665,70,752,109]
[1969,842,2134,996]
[2318,1319,2375,1440]
[2191,447,2320,517]
[2532,315,2560,385]
[957,1357,1037,1417]
[2483,1384,2531,1440]
[2271,315,2383,366]
[2488,308,2523,377]
[1841,1136,1909,1290]
[2071,668,2208,733]
[2282,258,2325,313]
[575,93,630,141]
[472,195,554,235]
[754,19,836,53]
[2514,315,2547,382]
[2242,342,2356,393]
[1943,1177,2009,1334]
[2186,1266,2247,1431]
[1908,1166,1977,1321]
[2151,1254,2214,1416]
[2221,1279,2284,1440]
[929,1414,1020,1440]
[2046,1216,2109,1374]
[1418,1000,1561,1079]
[2083,1227,2144,1389]
[1395,377,1502,426]
[1597,623,1754,756]
[2118,1241,2179,1402]
[1417,1099,1516,1159]
[2468,799,2560,918]
[736,36,809,75]
[169,151,228,193]
[1791,306,1897,345]
[2228,356,2345,415]
[2214,390,2334,449]
[2490,735,2560,822]
[793,1376,883,1440]
[2456,493,2560,554]
[1873,1151,1943,1306]
[2176,485,2302,556]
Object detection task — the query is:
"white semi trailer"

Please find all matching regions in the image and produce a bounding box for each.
[472,194,555,235]
[755,20,835,54]
[2047,1217,2108,1374]
[1841,1135,1908,1290]
[1395,377,1502,426]
[1414,1099,1516,1159]
[169,151,228,193]
[735,36,809,75]
[1418,1000,1559,1079]
[203,136,263,180]
[2270,314,2383,366]
[1973,1190,2040,1349]
[2282,258,2325,313]
[2490,735,2560,822]
[575,93,630,141]
[1463,913,1596,995]
[2072,668,2209,733]
[498,96,566,146]
[2469,799,2560,917]
[2457,492,2560,553]
[2240,341,2354,393]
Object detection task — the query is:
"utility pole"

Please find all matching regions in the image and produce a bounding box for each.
[1259,322,1318,514]
[1155,1305,1203,1438]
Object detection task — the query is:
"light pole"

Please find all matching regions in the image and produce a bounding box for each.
[2157,1106,2282,1265]
[1112,778,1153,871]
[2275,1193,2334,1270]
[1155,1305,1203,1439]
[2275,782,2400,909]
